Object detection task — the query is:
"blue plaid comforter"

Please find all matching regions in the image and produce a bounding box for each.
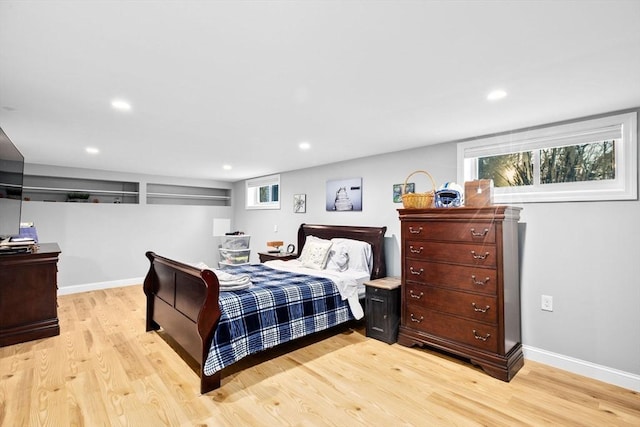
[203,264,353,376]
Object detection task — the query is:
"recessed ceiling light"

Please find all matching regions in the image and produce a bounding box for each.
[299,141,311,150]
[487,89,507,101]
[222,164,232,170]
[86,147,100,154]
[111,99,132,111]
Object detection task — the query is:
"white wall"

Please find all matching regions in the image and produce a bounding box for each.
[233,123,640,388]
[233,141,458,273]
[21,164,234,291]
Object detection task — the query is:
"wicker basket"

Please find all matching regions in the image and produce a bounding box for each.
[401,170,436,209]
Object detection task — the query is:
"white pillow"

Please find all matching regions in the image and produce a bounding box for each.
[325,242,350,272]
[298,236,333,270]
[330,238,372,274]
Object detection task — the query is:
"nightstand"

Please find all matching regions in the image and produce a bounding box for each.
[365,277,401,344]
[258,252,298,263]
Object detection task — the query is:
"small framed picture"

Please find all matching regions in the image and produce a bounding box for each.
[393,182,415,203]
[294,194,306,213]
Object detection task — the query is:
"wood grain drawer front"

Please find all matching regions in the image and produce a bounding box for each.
[404,283,497,324]
[404,260,497,295]
[406,241,497,267]
[404,308,499,353]
[403,221,496,244]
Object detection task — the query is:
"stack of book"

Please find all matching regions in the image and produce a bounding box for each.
[0,237,37,254]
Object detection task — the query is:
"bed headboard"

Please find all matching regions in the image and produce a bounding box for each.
[297,224,387,280]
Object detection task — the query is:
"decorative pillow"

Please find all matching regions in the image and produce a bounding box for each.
[298,236,333,270]
[330,238,372,274]
[325,242,350,272]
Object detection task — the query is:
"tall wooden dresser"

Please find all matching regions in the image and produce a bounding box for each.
[397,206,523,381]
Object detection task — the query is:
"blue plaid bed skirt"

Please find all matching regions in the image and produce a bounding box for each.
[203,264,353,376]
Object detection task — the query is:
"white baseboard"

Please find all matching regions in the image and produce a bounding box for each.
[523,345,640,392]
[57,277,144,296]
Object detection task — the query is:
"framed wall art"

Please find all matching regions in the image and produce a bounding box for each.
[326,178,362,211]
[294,194,306,213]
[393,182,415,203]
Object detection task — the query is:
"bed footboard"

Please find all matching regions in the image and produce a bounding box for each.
[143,251,222,393]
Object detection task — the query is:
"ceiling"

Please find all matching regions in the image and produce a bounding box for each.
[1,1,639,182]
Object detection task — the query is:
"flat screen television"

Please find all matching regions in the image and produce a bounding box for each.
[0,127,24,239]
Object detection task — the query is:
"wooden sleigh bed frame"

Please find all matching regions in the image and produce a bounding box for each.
[143,223,387,393]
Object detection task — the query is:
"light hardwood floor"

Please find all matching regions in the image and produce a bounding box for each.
[1,285,638,426]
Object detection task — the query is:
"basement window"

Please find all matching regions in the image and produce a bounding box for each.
[457,111,637,203]
[246,174,280,210]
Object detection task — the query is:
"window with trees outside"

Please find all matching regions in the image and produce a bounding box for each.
[457,111,637,203]
[245,174,280,210]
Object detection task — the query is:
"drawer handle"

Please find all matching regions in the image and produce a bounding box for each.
[470,228,489,237]
[409,246,424,254]
[409,290,424,299]
[409,267,424,276]
[471,275,490,286]
[409,226,423,234]
[471,250,490,260]
[471,303,490,313]
[410,314,424,323]
[473,330,491,341]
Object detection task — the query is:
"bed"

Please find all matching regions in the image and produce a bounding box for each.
[143,223,387,393]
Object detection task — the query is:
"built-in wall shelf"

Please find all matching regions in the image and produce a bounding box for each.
[20,176,231,206]
[146,183,231,206]
[23,176,139,204]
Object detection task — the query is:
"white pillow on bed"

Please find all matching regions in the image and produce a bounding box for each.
[325,242,350,272]
[298,236,333,270]
[330,238,373,274]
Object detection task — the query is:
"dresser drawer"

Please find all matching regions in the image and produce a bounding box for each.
[404,283,497,324]
[403,260,497,295]
[403,308,499,353]
[402,221,496,244]
[405,241,497,267]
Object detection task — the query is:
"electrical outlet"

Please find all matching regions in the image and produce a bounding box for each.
[273,224,278,232]
[541,295,553,312]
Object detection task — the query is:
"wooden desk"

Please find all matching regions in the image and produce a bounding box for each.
[0,243,61,346]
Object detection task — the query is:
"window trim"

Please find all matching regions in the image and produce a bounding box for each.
[245,174,280,210]
[457,111,637,203]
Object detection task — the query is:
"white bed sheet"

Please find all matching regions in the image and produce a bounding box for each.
[264,259,368,320]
